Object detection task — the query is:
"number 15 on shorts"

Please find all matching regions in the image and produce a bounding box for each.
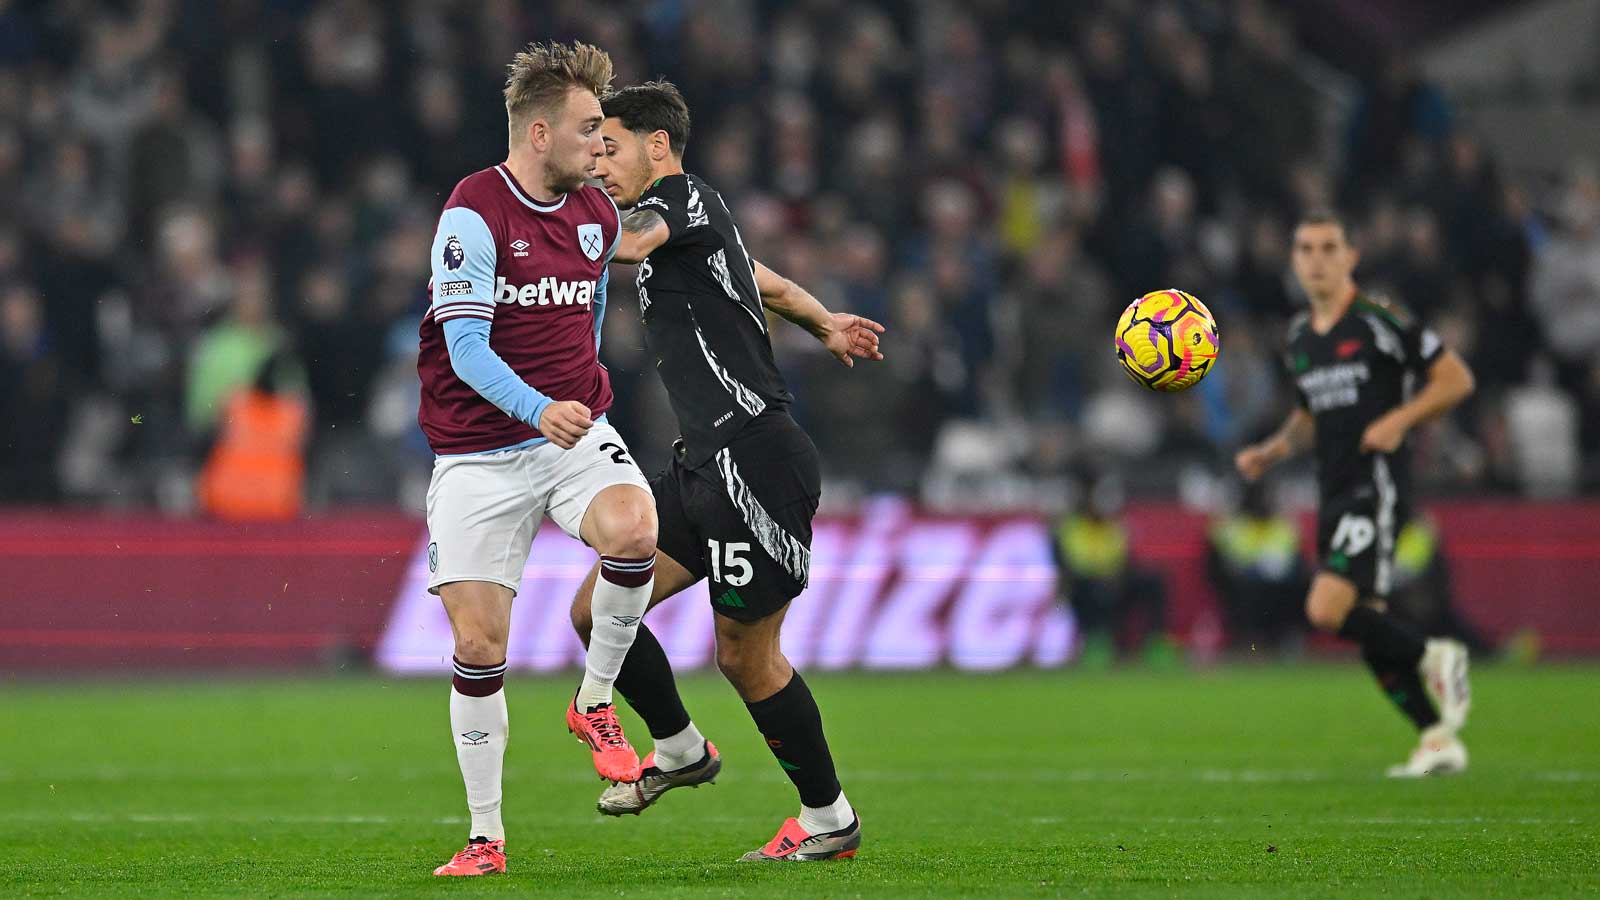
[708,539,753,586]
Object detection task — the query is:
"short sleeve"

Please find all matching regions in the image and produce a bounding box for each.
[634,176,708,248]
[1402,316,1445,375]
[430,206,497,323]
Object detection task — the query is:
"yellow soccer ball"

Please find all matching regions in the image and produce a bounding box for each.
[1114,289,1220,392]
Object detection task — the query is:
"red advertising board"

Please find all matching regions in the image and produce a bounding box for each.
[0,512,417,671]
[1,500,1597,674]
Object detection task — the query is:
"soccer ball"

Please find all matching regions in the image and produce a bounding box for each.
[1114,289,1220,392]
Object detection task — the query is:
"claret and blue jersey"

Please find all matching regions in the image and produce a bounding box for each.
[417,164,621,456]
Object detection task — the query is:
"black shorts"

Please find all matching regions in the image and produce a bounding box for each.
[1316,475,1408,599]
[651,411,821,622]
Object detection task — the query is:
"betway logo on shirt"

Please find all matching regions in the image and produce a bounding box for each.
[495,276,596,307]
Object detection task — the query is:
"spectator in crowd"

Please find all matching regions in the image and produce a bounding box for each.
[185,260,291,437]
[1530,163,1600,470]
[1051,472,1174,669]
[1205,480,1309,655]
[1388,514,1498,659]
[0,0,1582,508]
[0,283,66,502]
[196,349,309,521]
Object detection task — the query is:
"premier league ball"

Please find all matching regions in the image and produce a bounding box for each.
[1114,289,1220,392]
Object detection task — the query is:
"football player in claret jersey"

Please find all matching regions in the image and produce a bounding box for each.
[1236,211,1476,777]
[571,81,884,861]
[418,42,660,877]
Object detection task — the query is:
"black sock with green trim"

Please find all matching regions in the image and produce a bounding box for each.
[744,670,842,808]
[1360,645,1442,731]
[1338,604,1426,667]
[613,623,692,740]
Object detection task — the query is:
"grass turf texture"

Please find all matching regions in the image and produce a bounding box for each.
[1,667,1596,898]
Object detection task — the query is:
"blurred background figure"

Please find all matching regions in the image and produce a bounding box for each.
[0,283,66,503]
[0,0,1593,664]
[195,349,308,521]
[1051,472,1173,669]
[0,0,1591,508]
[1388,514,1500,660]
[1205,479,1309,657]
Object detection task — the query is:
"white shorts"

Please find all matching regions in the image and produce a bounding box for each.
[424,421,650,595]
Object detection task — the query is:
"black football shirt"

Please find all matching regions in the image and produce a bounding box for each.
[1284,292,1444,500]
[631,173,793,467]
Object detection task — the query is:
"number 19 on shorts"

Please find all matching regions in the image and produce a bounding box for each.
[707,539,753,586]
[1331,514,1375,556]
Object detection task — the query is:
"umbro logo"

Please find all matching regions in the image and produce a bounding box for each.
[611,615,641,627]
[510,238,530,258]
[460,730,490,745]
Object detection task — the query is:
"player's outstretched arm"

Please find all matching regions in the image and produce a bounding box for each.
[753,260,885,368]
[610,208,670,264]
[1236,407,1314,481]
[1360,349,1475,453]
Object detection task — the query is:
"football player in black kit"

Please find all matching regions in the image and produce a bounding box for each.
[570,81,884,860]
[1237,211,1476,777]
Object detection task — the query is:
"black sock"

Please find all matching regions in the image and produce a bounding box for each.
[1337,604,1426,667]
[613,623,692,740]
[1359,645,1441,730]
[745,671,842,809]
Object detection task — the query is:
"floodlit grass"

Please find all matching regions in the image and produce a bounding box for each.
[2,666,1596,897]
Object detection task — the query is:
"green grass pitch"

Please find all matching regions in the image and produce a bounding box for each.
[2,666,1596,897]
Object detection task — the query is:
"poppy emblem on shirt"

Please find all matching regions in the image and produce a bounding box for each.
[1337,338,1363,359]
[578,223,604,261]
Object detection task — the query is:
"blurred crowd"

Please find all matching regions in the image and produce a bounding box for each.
[2,0,1598,513]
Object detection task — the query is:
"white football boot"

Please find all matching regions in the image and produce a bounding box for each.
[1387,724,1468,778]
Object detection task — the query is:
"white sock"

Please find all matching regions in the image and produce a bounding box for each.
[450,682,508,841]
[798,789,855,835]
[577,554,655,710]
[650,722,707,772]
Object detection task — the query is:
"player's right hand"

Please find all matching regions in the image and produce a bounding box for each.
[539,401,594,449]
[1234,445,1273,482]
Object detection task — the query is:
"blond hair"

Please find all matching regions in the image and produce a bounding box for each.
[503,41,615,143]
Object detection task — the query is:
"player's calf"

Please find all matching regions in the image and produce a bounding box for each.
[574,485,657,713]
[440,583,513,851]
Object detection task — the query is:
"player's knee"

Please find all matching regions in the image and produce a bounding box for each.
[613,524,657,560]
[596,505,658,560]
[714,639,756,684]
[1305,599,1346,633]
[453,630,507,665]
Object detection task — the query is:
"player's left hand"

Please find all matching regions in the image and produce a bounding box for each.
[820,313,885,368]
[1360,411,1409,454]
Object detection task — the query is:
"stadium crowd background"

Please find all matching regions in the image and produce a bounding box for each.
[1,0,1595,513]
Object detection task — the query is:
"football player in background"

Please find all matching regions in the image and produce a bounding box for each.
[1236,210,1475,777]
